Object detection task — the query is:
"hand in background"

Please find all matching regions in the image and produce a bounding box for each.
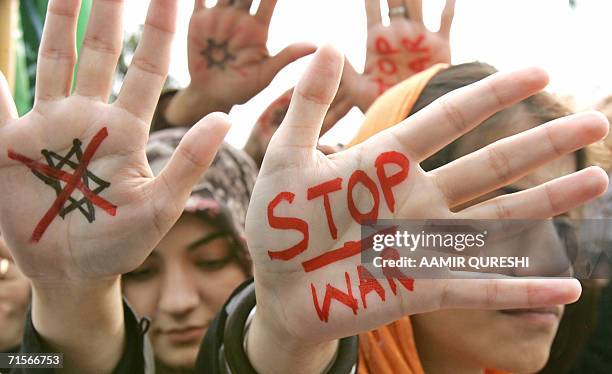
[340,0,455,114]
[244,88,292,166]
[165,0,316,126]
[0,0,229,371]
[244,0,456,164]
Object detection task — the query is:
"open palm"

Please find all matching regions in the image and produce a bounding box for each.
[339,0,455,114]
[187,0,315,107]
[246,46,609,343]
[0,0,229,283]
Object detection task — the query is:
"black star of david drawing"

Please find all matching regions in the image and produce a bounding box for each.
[31,139,111,223]
[201,38,236,70]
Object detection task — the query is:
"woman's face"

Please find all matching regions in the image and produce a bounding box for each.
[413,116,578,373]
[122,213,247,370]
[0,235,31,351]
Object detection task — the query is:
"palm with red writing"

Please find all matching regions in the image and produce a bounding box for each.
[339,0,455,115]
[186,0,315,112]
[0,0,230,285]
[245,46,609,344]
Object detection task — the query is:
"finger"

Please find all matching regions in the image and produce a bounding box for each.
[270,45,344,151]
[387,0,406,18]
[154,113,231,219]
[0,72,18,126]
[404,0,423,24]
[431,111,609,207]
[323,61,359,131]
[364,0,382,27]
[439,0,456,38]
[74,0,124,101]
[35,0,81,102]
[383,67,550,162]
[194,0,204,11]
[460,167,609,219]
[116,0,177,124]
[439,278,582,310]
[255,0,277,24]
[262,42,317,85]
[217,0,232,6]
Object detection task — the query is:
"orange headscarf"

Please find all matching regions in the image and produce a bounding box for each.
[350,65,508,374]
[357,318,506,374]
[347,64,448,148]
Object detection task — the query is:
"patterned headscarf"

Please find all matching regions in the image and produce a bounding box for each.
[146,128,258,273]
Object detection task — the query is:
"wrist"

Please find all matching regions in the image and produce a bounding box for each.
[32,275,120,305]
[356,96,376,113]
[247,309,338,374]
[31,276,125,373]
[165,84,233,126]
[353,78,378,113]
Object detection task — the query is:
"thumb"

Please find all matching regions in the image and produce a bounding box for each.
[270,45,344,152]
[155,112,231,209]
[263,42,317,82]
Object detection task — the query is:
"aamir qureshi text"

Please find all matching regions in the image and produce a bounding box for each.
[373,255,530,270]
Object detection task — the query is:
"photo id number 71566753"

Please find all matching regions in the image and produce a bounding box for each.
[0,353,63,369]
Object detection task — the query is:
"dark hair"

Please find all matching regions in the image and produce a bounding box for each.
[408,62,585,171]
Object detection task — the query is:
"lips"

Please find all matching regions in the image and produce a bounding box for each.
[498,306,562,326]
[160,325,208,344]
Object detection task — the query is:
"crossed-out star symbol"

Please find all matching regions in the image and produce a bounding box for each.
[32,139,110,222]
[8,127,117,243]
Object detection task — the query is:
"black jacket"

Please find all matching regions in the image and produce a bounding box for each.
[10,300,154,374]
[11,279,358,373]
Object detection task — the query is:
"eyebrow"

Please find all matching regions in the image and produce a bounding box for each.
[144,231,231,260]
[186,231,230,252]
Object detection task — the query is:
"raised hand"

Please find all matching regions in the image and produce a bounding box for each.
[0,0,228,282]
[165,0,316,126]
[0,1,229,370]
[339,0,455,114]
[244,46,608,372]
[296,0,456,132]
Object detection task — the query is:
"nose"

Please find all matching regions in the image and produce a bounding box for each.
[158,265,201,318]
